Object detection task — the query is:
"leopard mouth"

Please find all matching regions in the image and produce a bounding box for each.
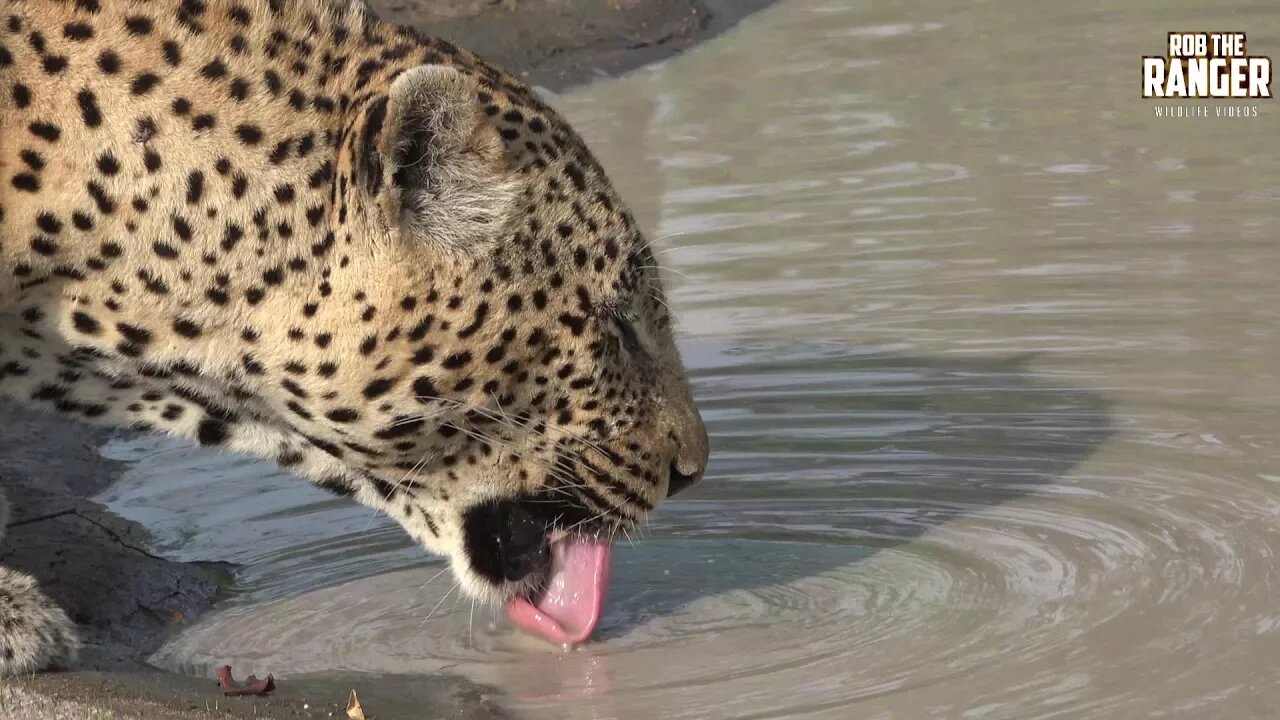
[503,534,611,645]
[461,499,614,645]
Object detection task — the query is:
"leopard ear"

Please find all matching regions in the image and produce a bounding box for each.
[372,65,518,254]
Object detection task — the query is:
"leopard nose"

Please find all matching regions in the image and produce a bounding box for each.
[667,411,709,498]
[660,365,710,498]
[666,461,703,498]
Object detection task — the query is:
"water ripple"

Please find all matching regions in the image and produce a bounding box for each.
[114,0,1280,717]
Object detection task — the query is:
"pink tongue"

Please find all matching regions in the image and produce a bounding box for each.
[504,536,611,646]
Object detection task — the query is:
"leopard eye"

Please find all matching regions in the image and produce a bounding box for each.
[611,310,642,352]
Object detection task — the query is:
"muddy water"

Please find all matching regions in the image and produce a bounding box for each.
[95,0,1280,717]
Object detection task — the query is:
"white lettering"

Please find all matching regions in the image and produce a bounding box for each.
[1167,59,1187,96]
[1148,34,1270,99]
[1209,58,1229,97]
[1186,58,1209,96]
[1248,57,1271,98]
[1144,58,1166,97]
[1227,33,1245,55]
[1169,33,1206,58]
[1231,57,1249,96]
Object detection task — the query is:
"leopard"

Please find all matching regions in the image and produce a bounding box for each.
[0,0,708,674]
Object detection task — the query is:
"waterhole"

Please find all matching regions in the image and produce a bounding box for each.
[97,0,1280,717]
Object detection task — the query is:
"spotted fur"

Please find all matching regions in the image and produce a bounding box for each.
[0,0,708,674]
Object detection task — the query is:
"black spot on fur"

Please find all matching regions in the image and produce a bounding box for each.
[97,50,120,73]
[12,173,40,192]
[152,241,179,259]
[374,416,424,440]
[197,418,229,446]
[71,311,101,335]
[77,89,103,127]
[325,408,359,423]
[35,213,62,234]
[235,124,263,145]
[131,72,162,95]
[124,15,153,35]
[186,171,204,204]
[63,22,93,40]
[41,55,68,74]
[29,235,59,256]
[200,58,226,79]
[358,96,389,194]
[172,318,202,337]
[28,121,60,142]
[442,351,472,369]
[96,152,120,175]
[412,376,437,400]
[163,40,182,66]
[314,475,355,497]
[362,377,396,399]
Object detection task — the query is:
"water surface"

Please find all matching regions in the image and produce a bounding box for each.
[98,0,1280,717]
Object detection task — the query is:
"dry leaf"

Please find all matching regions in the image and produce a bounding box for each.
[346,688,367,720]
[216,665,276,696]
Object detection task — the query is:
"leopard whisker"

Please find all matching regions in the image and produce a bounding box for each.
[421,581,460,626]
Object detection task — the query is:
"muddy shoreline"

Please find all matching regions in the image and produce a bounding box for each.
[0,1,772,718]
